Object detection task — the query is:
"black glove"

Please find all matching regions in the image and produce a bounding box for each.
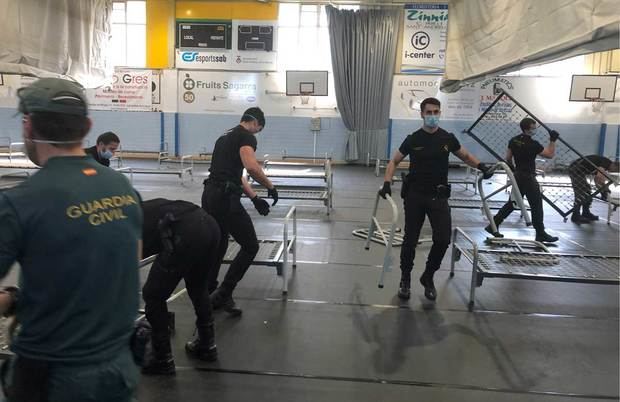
[378,181,391,199]
[1,286,19,317]
[549,130,560,142]
[252,196,270,216]
[601,190,610,201]
[267,186,279,206]
[477,163,494,179]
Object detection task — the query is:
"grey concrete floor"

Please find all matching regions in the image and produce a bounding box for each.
[2,162,619,401]
[128,161,619,402]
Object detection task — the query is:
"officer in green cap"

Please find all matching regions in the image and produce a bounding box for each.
[0,78,142,402]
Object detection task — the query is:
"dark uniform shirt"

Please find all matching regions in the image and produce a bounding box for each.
[0,156,142,363]
[84,145,110,167]
[141,198,199,258]
[208,125,257,185]
[508,134,544,175]
[570,155,612,175]
[398,128,461,194]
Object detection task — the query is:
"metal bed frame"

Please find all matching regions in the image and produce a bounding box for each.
[115,155,194,184]
[450,227,620,311]
[356,192,433,288]
[249,155,334,215]
[139,206,297,295]
[479,162,532,233]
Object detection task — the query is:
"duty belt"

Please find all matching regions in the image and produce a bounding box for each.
[204,178,243,196]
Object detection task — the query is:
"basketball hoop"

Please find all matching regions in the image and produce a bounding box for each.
[586,97,605,113]
[300,92,311,105]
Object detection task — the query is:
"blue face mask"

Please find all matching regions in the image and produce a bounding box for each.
[99,149,113,159]
[424,115,440,128]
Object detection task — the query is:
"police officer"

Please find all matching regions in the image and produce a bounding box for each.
[568,155,619,223]
[141,199,220,375]
[0,78,142,401]
[379,97,493,301]
[487,117,559,242]
[84,131,120,167]
[202,107,278,315]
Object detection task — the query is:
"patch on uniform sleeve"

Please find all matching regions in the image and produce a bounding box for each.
[82,168,98,176]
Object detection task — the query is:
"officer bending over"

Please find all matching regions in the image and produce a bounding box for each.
[487,117,559,242]
[141,199,221,375]
[84,131,120,167]
[379,97,493,302]
[0,78,142,402]
[568,154,619,223]
[202,107,278,315]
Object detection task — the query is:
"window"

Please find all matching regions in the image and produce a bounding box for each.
[110,1,146,68]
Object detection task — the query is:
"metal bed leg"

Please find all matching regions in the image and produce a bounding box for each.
[468,253,479,311]
[449,229,457,278]
[292,207,297,268]
[282,219,289,295]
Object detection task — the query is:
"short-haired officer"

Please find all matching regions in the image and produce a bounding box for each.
[140,199,220,375]
[84,131,120,167]
[202,107,278,315]
[487,117,559,242]
[380,97,493,302]
[568,155,619,223]
[0,78,142,402]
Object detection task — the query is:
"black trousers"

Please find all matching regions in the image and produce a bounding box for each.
[400,191,452,277]
[494,174,544,231]
[142,209,220,349]
[568,167,592,209]
[202,182,259,294]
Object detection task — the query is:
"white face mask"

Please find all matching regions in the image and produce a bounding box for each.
[24,138,82,166]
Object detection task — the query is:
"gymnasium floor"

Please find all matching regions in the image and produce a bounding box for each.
[1,161,619,401]
[128,161,619,402]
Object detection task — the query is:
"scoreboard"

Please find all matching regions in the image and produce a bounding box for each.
[176,21,232,50]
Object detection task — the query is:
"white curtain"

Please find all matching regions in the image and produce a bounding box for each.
[0,0,113,87]
[441,0,620,92]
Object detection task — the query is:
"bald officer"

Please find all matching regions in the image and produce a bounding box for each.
[0,78,142,402]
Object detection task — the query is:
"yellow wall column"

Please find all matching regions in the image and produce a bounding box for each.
[146,0,175,69]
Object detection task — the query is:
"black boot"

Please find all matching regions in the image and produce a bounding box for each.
[142,335,175,375]
[419,270,437,301]
[185,323,218,362]
[484,224,503,238]
[210,287,242,316]
[535,231,559,243]
[571,211,590,224]
[581,206,599,221]
[397,274,411,300]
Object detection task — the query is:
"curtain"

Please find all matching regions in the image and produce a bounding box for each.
[441,0,620,92]
[0,0,113,87]
[326,6,400,162]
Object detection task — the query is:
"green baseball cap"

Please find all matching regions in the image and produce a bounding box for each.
[17,78,88,116]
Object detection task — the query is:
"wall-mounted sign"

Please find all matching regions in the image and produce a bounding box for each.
[401,4,448,75]
[87,69,152,112]
[175,19,277,71]
[178,70,261,114]
[176,21,233,50]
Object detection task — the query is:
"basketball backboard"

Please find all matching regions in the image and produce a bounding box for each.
[286,71,329,96]
[569,74,618,102]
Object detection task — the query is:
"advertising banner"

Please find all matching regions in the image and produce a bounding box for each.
[401,4,448,74]
[87,69,152,112]
[390,75,480,120]
[178,70,262,114]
